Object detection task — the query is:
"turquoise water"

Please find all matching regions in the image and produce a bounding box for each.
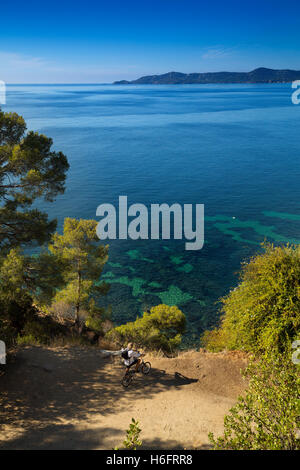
[4,84,300,345]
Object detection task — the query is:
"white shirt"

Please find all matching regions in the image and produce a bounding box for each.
[123,349,140,366]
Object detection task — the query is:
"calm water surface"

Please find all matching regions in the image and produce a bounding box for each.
[4,84,300,344]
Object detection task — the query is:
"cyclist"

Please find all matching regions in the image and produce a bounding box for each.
[121,342,142,374]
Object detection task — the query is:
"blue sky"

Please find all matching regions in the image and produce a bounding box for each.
[0,0,299,83]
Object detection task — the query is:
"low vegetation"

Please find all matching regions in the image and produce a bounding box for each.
[209,354,300,450]
[115,418,142,450]
[202,243,300,354]
[106,304,186,353]
[203,243,300,450]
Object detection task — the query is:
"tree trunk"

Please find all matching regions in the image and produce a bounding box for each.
[75,268,81,333]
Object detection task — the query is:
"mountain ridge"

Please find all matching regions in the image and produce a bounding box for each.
[114,67,300,84]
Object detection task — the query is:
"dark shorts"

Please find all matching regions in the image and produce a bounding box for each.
[128,358,139,368]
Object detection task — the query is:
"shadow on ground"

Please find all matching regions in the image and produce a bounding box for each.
[1,422,210,450]
[0,346,198,449]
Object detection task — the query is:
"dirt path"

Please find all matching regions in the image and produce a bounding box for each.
[0,346,247,449]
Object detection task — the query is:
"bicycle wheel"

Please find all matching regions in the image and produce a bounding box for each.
[121,372,133,388]
[141,361,151,375]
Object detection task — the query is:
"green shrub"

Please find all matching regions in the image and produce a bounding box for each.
[0,248,66,346]
[115,418,142,450]
[201,328,226,352]
[85,301,112,334]
[209,353,300,450]
[15,312,67,346]
[16,334,41,346]
[106,304,186,352]
[203,244,300,354]
[21,320,51,344]
[0,296,36,347]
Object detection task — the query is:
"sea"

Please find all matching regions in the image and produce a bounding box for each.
[4,83,300,345]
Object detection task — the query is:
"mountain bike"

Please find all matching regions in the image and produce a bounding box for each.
[121,357,151,388]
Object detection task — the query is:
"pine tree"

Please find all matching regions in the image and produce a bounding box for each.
[49,218,110,329]
[0,109,69,250]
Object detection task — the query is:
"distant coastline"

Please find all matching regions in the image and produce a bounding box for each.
[114,67,300,85]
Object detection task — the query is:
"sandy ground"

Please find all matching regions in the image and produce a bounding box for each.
[0,346,248,449]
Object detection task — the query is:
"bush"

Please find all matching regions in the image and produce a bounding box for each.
[85,301,112,334]
[115,418,142,450]
[15,311,67,346]
[209,354,300,450]
[106,304,186,352]
[203,244,300,354]
[47,300,76,323]
[0,296,36,347]
[0,248,66,346]
[201,328,226,352]
[16,334,41,346]
[21,320,52,344]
